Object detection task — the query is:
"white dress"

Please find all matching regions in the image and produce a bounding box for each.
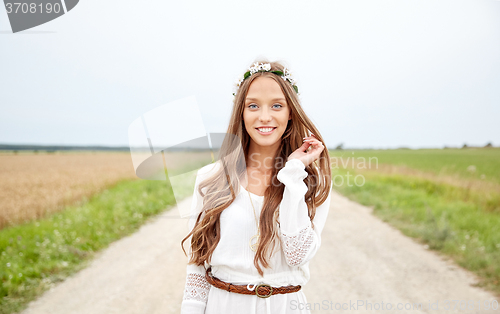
[181,158,333,314]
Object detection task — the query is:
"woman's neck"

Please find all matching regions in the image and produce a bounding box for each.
[246,140,280,174]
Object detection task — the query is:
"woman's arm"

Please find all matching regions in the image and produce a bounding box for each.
[276,158,332,267]
[181,263,210,313]
[181,167,212,314]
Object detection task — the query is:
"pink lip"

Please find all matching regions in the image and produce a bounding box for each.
[255,127,276,135]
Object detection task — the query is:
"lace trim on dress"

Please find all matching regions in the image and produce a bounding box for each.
[281,225,315,266]
[183,273,211,303]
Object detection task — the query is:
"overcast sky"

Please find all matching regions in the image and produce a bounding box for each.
[1,0,499,149]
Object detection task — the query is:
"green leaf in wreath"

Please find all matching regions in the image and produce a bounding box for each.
[271,71,284,76]
[243,71,251,79]
[293,85,299,94]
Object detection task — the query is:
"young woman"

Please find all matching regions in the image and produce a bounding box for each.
[180,60,333,314]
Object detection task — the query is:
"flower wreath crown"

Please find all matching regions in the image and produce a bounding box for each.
[233,62,299,96]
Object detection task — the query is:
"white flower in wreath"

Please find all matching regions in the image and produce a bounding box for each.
[233,84,240,97]
[249,62,271,74]
[235,76,244,87]
[249,62,260,74]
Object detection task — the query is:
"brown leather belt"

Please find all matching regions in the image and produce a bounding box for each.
[205,266,301,298]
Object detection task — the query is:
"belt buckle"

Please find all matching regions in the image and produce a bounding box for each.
[255,283,273,298]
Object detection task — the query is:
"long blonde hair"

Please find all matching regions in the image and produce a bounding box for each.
[181,60,331,276]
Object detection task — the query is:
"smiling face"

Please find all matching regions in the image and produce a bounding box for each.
[243,76,292,151]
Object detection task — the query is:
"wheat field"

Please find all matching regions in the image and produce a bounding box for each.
[0,152,139,229]
[0,150,215,229]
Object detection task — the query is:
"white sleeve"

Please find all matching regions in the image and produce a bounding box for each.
[181,168,211,314]
[276,158,332,267]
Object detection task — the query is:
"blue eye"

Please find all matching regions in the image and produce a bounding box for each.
[248,104,258,109]
[273,104,283,109]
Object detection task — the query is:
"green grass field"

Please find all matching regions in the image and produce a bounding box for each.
[330,148,500,296]
[330,148,500,184]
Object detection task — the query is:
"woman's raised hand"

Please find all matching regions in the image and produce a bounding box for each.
[287,133,324,168]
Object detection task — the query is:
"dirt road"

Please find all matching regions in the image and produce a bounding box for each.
[21,190,498,314]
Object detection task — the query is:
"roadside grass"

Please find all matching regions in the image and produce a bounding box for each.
[332,167,500,296]
[330,148,500,184]
[0,178,175,314]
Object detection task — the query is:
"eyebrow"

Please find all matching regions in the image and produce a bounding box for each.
[245,98,286,101]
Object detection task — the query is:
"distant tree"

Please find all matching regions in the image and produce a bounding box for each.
[484,142,493,148]
[335,143,344,150]
[13,150,18,154]
[443,145,448,149]
[462,143,468,149]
